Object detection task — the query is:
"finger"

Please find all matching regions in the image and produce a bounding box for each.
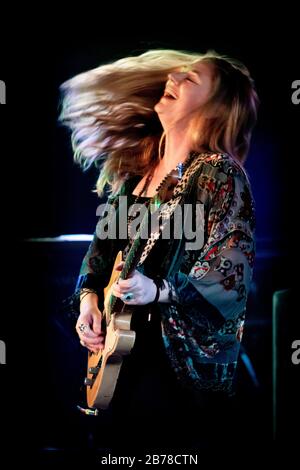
[88,340,105,352]
[79,334,105,346]
[115,261,125,271]
[78,330,105,342]
[112,285,122,298]
[113,287,138,301]
[112,283,130,296]
[76,323,101,339]
[92,314,102,335]
[115,278,138,292]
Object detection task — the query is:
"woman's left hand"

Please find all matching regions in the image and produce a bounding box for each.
[112,262,157,305]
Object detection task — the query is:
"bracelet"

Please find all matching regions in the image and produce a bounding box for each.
[150,275,165,304]
[79,288,99,302]
[167,279,176,303]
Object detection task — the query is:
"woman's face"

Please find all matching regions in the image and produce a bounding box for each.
[154,61,215,130]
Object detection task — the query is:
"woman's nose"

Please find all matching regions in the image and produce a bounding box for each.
[168,72,186,84]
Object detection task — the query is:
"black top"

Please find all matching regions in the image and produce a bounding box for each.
[108,192,186,424]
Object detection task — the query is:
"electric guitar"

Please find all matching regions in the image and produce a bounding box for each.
[84,167,184,410]
[84,249,138,410]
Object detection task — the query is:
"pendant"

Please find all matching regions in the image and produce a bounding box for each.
[176,162,184,178]
[153,194,161,209]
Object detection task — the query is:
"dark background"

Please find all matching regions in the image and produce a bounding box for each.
[0,12,299,465]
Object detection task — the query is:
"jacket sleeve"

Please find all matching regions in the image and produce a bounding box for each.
[68,187,127,315]
[165,162,255,330]
[74,229,117,306]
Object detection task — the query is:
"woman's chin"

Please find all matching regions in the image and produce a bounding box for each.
[154,101,171,117]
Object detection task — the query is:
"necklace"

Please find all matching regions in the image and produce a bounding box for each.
[127,153,195,241]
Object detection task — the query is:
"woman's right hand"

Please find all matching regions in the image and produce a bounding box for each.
[76,292,105,354]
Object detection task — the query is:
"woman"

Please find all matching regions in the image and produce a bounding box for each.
[60,49,258,451]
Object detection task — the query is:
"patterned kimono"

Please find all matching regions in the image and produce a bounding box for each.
[74,152,255,396]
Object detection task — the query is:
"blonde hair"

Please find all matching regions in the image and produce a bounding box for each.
[59,49,259,196]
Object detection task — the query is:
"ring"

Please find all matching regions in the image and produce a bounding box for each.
[121,292,135,301]
[78,323,89,334]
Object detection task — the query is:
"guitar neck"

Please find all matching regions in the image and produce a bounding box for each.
[119,169,182,278]
[119,238,144,280]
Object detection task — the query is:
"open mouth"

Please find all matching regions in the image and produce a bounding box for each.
[163,89,177,100]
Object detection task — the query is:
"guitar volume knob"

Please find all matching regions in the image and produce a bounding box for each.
[84,377,94,387]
